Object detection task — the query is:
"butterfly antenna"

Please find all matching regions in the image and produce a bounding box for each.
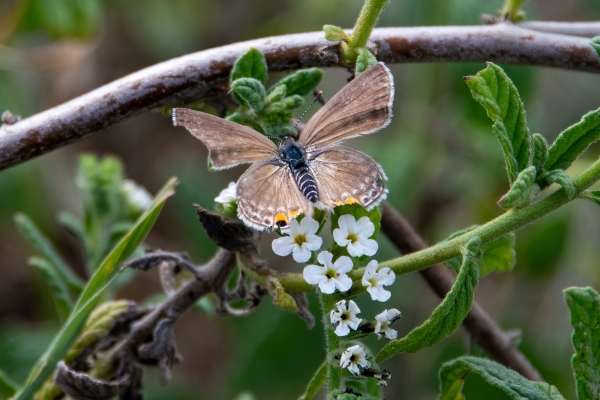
[293,91,323,129]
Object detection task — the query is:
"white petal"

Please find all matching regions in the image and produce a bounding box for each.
[288,218,301,235]
[330,309,341,324]
[365,260,379,274]
[384,327,398,340]
[359,238,378,256]
[333,274,353,292]
[356,216,375,238]
[387,309,401,320]
[347,316,361,330]
[333,228,351,247]
[271,236,295,256]
[337,214,356,233]
[292,245,312,263]
[334,323,351,336]
[303,265,325,285]
[318,278,336,294]
[375,310,390,323]
[304,235,323,251]
[300,217,320,235]
[317,251,334,267]
[377,268,396,286]
[347,300,361,315]
[368,286,392,302]
[347,363,360,375]
[374,321,382,334]
[333,256,353,274]
[346,241,363,257]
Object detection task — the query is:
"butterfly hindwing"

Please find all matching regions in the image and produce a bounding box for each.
[309,146,387,210]
[173,108,278,170]
[298,63,394,150]
[236,161,313,230]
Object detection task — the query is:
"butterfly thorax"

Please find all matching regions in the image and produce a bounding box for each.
[279,139,318,203]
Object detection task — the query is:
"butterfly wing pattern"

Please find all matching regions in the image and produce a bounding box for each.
[173,63,394,231]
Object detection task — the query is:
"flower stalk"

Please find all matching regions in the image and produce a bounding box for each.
[318,292,343,399]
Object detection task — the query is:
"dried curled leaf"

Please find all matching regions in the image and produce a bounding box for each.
[193,204,258,251]
[54,361,130,400]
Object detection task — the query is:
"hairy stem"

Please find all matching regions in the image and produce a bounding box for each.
[342,0,389,61]
[501,0,526,21]
[319,293,341,398]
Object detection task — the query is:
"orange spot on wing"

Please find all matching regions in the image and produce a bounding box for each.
[275,213,289,227]
[345,197,360,204]
[289,209,302,218]
[332,200,344,206]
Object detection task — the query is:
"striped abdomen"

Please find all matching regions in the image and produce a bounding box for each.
[292,167,318,203]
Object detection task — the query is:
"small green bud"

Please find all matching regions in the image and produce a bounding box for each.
[323,24,350,42]
[268,277,298,312]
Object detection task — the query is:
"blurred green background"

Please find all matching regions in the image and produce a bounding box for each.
[1,0,600,398]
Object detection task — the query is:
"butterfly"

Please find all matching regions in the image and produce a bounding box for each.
[172,62,394,231]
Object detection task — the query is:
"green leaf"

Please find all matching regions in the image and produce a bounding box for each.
[298,361,327,400]
[355,48,378,75]
[231,78,266,111]
[377,237,481,362]
[544,169,576,200]
[29,256,74,323]
[591,37,600,58]
[0,369,17,399]
[330,204,381,264]
[265,84,286,104]
[582,189,600,207]
[270,68,323,96]
[57,211,85,241]
[564,286,600,400]
[323,24,350,42]
[230,47,268,84]
[14,213,84,294]
[532,133,549,172]
[12,177,177,400]
[498,166,540,209]
[465,62,532,184]
[545,108,600,171]
[439,356,565,400]
[445,228,516,277]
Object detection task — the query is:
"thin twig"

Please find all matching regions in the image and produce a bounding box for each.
[380,202,542,381]
[1,23,599,170]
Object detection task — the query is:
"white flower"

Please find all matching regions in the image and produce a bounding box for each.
[330,300,362,336]
[303,251,353,294]
[215,182,237,204]
[122,179,153,212]
[333,215,378,257]
[271,217,323,262]
[375,309,401,339]
[340,345,370,375]
[362,260,395,302]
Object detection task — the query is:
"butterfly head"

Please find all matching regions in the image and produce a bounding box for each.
[279,137,307,169]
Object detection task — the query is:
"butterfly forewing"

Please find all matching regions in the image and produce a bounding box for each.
[236,161,313,230]
[173,108,278,170]
[298,63,394,150]
[309,146,387,209]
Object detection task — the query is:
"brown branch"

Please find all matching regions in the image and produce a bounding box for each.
[380,202,542,381]
[1,22,599,170]
[517,21,600,37]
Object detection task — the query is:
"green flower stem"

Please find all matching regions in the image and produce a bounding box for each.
[318,293,342,399]
[259,158,600,295]
[342,0,388,63]
[500,0,526,21]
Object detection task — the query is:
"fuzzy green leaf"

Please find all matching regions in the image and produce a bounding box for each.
[439,356,565,400]
[270,68,323,96]
[582,190,600,207]
[545,169,576,200]
[565,286,600,400]
[231,78,266,111]
[591,37,600,57]
[14,213,84,294]
[298,361,327,400]
[323,24,350,42]
[265,84,286,104]
[356,48,378,75]
[12,178,177,400]
[377,237,481,362]
[532,133,549,172]
[545,108,600,171]
[465,62,532,184]
[29,256,74,323]
[498,166,540,209]
[0,369,17,399]
[230,47,268,84]
[445,227,516,277]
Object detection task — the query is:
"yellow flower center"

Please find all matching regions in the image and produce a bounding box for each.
[294,234,307,246]
[347,233,359,244]
[325,268,338,279]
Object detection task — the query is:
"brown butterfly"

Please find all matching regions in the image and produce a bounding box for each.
[173,62,393,231]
